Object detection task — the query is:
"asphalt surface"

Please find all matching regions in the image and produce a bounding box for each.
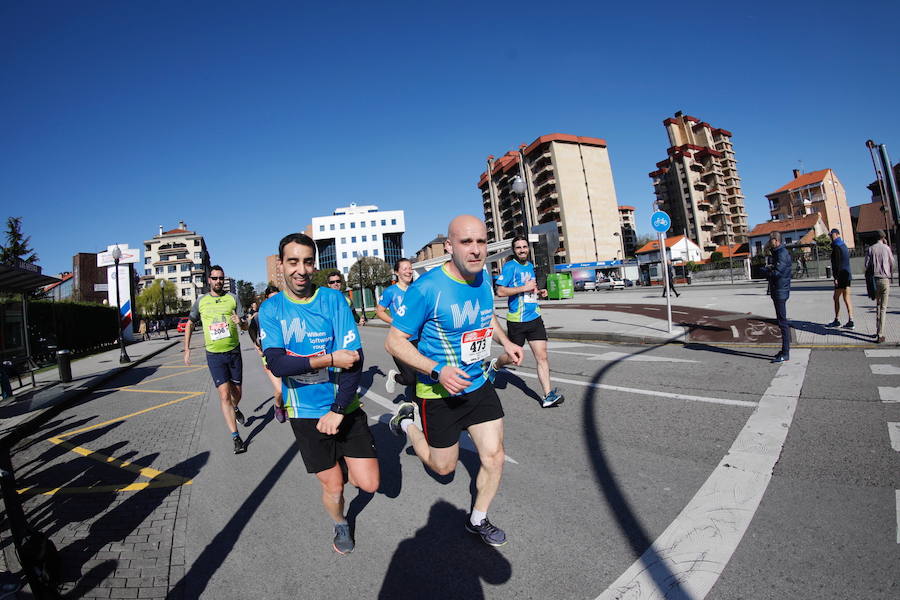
[6,328,899,599]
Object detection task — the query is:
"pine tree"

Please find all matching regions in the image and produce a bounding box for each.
[0,217,39,265]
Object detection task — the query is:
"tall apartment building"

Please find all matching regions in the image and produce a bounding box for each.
[649,112,748,257]
[477,133,621,264]
[618,206,637,257]
[311,204,405,275]
[766,169,855,248]
[139,221,212,303]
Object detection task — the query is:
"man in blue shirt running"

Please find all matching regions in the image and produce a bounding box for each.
[386,215,524,547]
[495,235,563,408]
[258,233,379,555]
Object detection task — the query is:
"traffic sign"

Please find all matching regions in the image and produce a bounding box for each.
[651,211,671,233]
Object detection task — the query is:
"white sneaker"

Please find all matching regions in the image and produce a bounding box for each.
[385,369,398,395]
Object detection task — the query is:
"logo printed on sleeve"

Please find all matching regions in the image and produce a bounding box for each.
[281,318,307,344]
[342,330,357,348]
[451,300,480,329]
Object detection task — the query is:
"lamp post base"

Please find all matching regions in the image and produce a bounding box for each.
[119,345,131,363]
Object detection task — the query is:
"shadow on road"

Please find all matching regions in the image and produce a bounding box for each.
[378,500,511,600]
[790,319,874,342]
[683,343,776,361]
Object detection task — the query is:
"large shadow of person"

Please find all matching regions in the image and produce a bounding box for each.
[378,500,511,600]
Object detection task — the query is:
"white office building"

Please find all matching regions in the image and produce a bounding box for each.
[311,204,405,275]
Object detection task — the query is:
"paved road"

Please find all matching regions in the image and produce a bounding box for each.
[8,328,899,599]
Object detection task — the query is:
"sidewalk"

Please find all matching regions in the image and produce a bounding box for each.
[507,279,891,347]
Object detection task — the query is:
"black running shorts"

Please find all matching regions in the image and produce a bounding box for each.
[416,382,504,449]
[835,270,852,289]
[506,317,548,346]
[289,409,377,474]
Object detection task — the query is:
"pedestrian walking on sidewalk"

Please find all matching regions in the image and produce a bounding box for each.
[661,259,680,298]
[259,233,378,555]
[138,319,148,341]
[762,232,792,363]
[865,230,894,344]
[184,265,249,454]
[827,228,854,329]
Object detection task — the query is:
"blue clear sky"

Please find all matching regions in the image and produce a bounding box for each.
[3,1,898,284]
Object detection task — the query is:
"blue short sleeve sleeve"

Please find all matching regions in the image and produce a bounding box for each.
[393,284,426,337]
[378,287,394,308]
[258,303,283,352]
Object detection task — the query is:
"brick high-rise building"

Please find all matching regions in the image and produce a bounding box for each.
[649,112,748,257]
[478,133,621,265]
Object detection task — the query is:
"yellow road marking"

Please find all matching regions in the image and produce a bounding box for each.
[132,366,205,385]
[45,439,191,483]
[115,387,199,395]
[19,480,193,497]
[158,365,198,369]
[55,392,203,439]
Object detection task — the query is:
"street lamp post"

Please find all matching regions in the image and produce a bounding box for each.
[158,279,169,340]
[111,246,131,363]
[510,175,529,237]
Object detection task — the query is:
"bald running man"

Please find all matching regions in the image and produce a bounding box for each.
[386,215,524,546]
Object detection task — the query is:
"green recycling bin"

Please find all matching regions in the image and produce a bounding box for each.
[546,273,574,300]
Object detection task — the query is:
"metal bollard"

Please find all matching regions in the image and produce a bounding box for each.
[825,266,832,279]
[56,349,72,383]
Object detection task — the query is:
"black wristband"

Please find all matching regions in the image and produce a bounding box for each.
[330,402,346,414]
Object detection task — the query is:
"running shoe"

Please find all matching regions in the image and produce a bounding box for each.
[332,523,354,555]
[541,388,564,408]
[771,353,789,363]
[483,357,503,383]
[843,320,855,330]
[274,405,287,423]
[466,516,507,547]
[233,435,246,454]
[389,402,416,437]
[234,407,245,426]
[385,369,398,395]
[826,319,840,327]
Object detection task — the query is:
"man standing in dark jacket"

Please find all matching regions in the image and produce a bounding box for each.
[764,231,792,363]
[827,228,854,329]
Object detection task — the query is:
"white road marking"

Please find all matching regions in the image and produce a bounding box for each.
[514,371,755,408]
[645,307,662,311]
[896,491,900,544]
[548,349,696,363]
[360,386,518,465]
[879,387,900,403]
[888,423,900,451]
[595,349,811,599]
[865,349,900,358]
[871,364,900,375]
[731,325,739,338]
[672,310,689,315]
[547,341,593,349]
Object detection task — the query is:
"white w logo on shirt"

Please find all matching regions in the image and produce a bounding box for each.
[281,318,307,344]
[451,300,480,329]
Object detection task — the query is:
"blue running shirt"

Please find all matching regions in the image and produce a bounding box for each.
[393,264,495,398]
[496,260,540,323]
[258,287,362,418]
[379,283,417,341]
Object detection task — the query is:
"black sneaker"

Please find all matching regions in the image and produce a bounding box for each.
[826,319,840,327]
[389,402,416,437]
[332,523,354,555]
[466,516,507,546]
[233,435,246,454]
[771,353,789,364]
[234,408,245,426]
[842,320,855,330]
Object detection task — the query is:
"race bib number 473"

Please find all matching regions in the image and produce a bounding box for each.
[461,327,493,364]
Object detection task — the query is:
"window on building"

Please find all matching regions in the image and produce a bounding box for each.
[363,250,368,257]
[156,267,163,274]
[350,222,355,229]
[342,252,347,259]
[340,223,345,229]
[182,288,190,296]
[372,234,377,241]
[181,276,191,283]
[193,240,199,246]
[341,237,346,244]
[194,263,203,270]
[371,220,376,227]
[319,225,325,232]
[330,224,335,230]
[381,219,386,226]
[360,221,365,228]
[391,219,397,225]
[373,249,379,256]
[352,251,358,258]
[144,257,151,264]
[362,235,367,242]
[194,252,201,260]
[167,265,176,273]
[755,241,763,255]
[343,267,349,274]
[181,264,190,271]
[351,236,356,243]
[195,276,202,283]
[145,269,152,275]
[785,236,792,245]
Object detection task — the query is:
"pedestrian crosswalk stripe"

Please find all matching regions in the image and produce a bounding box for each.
[878,387,900,403]
[889,423,900,451]
[871,364,900,375]
[865,349,900,358]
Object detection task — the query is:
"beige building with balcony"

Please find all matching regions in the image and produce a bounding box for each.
[477,133,621,265]
[618,205,637,257]
[766,168,854,248]
[649,112,748,257]
[139,221,212,303]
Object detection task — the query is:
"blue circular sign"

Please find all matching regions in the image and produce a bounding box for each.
[651,211,671,233]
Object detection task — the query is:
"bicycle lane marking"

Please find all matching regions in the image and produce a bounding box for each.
[594,348,810,599]
[17,390,204,496]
